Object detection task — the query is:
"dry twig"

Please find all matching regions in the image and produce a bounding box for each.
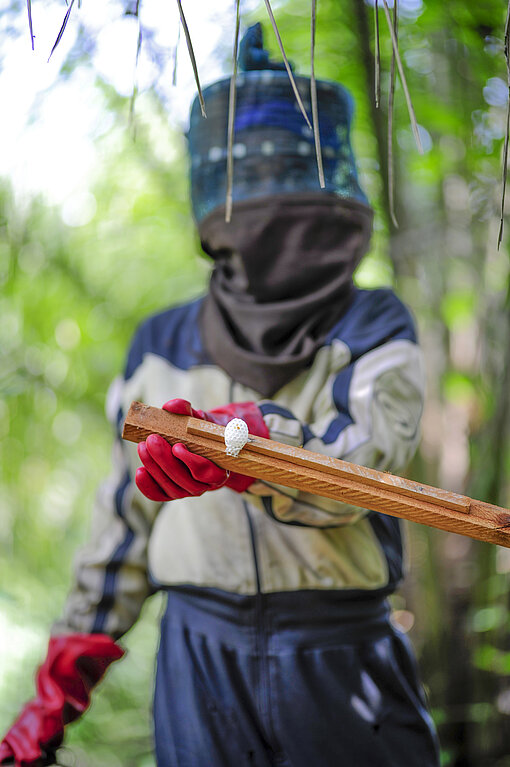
[48,0,76,61]
[225,0,241,223]
[176,0,206,117]
[374,0,380,108]
[381,0,422,154]
[27,0,34,50]
[498,0,510,249]
[263,0,312,130]
[129,13,143,136]
[172,21,181,86]
[388,0,398,228]
[310,0,325,188]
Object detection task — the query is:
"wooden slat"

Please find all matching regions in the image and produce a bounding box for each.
[122,401,510,548]
[187,420,469,513]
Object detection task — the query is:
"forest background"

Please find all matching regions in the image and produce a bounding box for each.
[0,0,509,765]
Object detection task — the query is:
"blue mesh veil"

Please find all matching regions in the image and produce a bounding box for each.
[187,24,369,223]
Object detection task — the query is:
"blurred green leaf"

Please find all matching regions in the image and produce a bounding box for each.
[443,370,476,403]
[471,605,508,632]
[441,292,477,328]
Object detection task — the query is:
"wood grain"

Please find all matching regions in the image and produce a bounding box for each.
[122,401,510,548]
[187,420,469,513]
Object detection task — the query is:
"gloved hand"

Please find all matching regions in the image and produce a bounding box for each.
[0,634,124,767]
[135,398,269,500]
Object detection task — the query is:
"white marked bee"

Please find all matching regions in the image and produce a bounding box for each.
[224,418,250,457]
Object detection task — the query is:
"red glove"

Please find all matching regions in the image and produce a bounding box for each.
[135,398,269,500]
[0,634,124,767]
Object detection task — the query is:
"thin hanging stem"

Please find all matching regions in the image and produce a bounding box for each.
[263,0,312,130]
[388,0,398,228]
[310,0,324,188]
[498,0,510,249]
[381,0,423,154]
[129,14,143,136]
[27,0,34,50]
[48,0,76,61]
[176,0,206,117]
[172,21,181,86]
[374,0,380,108]
[225,0,241,223]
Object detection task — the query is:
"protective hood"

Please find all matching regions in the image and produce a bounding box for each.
[199,194,373,397]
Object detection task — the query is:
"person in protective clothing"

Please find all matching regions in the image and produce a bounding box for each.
[1,24,440,767]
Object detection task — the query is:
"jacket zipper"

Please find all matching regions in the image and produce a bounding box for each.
[234,380,279,756]
[243,500,262,594]
[243,501,282,762]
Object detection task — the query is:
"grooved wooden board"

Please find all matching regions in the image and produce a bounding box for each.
[122,401,510,548]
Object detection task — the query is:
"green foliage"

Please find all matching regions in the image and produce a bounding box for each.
[0,92,208,764]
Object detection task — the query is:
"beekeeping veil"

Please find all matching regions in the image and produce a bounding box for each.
[188,24,373,397]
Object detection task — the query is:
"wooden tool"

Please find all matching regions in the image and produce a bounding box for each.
[122,401,510,548]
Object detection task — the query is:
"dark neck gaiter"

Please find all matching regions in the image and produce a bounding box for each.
[199,194,373,397]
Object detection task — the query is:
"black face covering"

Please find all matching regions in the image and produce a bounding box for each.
[199,194,373,397]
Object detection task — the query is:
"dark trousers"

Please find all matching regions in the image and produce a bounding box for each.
[154,587,440,767]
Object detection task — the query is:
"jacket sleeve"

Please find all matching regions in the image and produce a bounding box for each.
[52,350,161,640]
[249,337,425,528]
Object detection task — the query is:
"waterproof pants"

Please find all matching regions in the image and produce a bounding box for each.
[154,587,440,767]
